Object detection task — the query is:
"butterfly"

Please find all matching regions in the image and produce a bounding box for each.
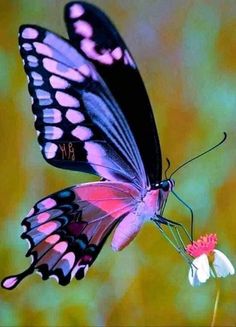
[1,1,180,290]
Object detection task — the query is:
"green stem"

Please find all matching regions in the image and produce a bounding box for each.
[211,281,220,327]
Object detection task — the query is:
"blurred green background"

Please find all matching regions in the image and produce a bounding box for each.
[0,0,236,326]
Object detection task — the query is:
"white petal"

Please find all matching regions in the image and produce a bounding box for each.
[188,254,210,287]
[196,254,211,282]
[188,254,210,286]
[212,249,235,278]
[188,266,201,287]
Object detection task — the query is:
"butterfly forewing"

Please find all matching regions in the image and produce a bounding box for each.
[18,25,147,190]
[65,1,162,184]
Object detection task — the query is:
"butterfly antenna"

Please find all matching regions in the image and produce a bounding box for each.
[164,158,171,179]
[171,190,194,242]
[169,132,227,179]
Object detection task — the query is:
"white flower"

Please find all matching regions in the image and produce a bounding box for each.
[186,234,235,287]
[188,250,235,287]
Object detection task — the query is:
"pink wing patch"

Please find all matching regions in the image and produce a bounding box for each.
[1,181,140,289]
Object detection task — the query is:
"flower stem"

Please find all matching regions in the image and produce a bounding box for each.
[211,283,220,327]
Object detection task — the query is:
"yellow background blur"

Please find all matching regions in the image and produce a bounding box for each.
[0,1,236,326]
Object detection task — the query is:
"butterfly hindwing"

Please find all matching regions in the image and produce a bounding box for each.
[1,182,140,289]
[65,1,162,184]
[18,25,147,189]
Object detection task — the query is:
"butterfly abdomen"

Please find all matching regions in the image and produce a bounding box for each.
[111,190,159,251]
[111,211,143,251]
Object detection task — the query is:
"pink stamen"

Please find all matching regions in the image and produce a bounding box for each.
[186,233,217,257]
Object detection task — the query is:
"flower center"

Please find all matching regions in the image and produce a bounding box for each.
[186,233,217,258]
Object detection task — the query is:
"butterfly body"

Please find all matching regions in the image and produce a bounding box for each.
[1,2,175,290]
[111,187,168,251]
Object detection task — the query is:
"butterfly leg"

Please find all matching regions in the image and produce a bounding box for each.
[152,215,192,265]
[154,214,192,242]
[155,216,187,252]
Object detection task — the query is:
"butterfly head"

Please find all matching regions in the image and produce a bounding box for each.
[153,179,175,193]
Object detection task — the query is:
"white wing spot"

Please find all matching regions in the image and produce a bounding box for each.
[49,275,59,283]
[31,71,44,86]
[73,20,93,38]
[27,55,38,67]
[72,126,93,141]
[66,109,84,124]
[70,3,85,18]
[22,43,33,51]
[22,27,39,39]
[45,126,63,140]
[55,91,80,108]
[44,142,58,159]
[43,108,62,123]
[36,89,53,106]
[49,75,70,89]
[112,47,123,60]
[26,208,35,217]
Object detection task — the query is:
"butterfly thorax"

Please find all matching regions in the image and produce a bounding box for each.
[138,178,175,219]
[152,178,175,213]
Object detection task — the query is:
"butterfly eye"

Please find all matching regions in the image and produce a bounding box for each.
[159,180,171,192]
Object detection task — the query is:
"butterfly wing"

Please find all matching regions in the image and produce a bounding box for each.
[64,1,162,184]
[1,182,140,289]
[18,25,147,190]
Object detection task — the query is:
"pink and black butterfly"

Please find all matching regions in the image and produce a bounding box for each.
[1,1,185,290]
